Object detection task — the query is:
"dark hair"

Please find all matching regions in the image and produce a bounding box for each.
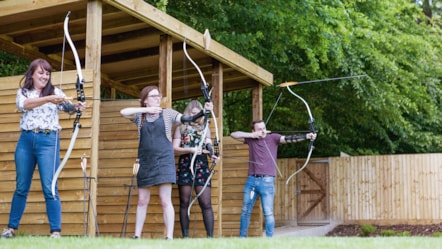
[251,120,265,130]
[20,58,55,97]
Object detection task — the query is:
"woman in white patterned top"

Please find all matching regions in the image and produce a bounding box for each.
[2,58,86,239]
[120,85,213,240]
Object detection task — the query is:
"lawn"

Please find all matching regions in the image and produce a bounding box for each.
[0,236,440,249]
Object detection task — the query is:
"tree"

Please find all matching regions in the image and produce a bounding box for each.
[155,0,442,157]
[0,51,29,77]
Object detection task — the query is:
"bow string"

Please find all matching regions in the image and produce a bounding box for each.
[51,11,86,198]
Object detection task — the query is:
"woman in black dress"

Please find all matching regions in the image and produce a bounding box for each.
[173,100,218,238]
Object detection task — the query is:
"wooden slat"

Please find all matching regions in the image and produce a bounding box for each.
[329,154,442,225]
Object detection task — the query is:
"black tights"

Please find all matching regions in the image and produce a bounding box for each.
[179,185,214,238]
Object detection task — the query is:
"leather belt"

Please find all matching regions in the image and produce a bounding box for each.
[24,129,56,134]
[250,174,273,178]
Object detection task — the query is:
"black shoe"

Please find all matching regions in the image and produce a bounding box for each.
[182,229,189,238]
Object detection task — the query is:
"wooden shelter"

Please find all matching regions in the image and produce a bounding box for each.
[0,0,273,238]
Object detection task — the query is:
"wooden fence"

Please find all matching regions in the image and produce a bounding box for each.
[329,154,442,225]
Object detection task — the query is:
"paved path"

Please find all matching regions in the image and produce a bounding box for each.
[273,222,340,237]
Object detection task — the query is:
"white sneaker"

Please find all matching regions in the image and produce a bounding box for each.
[50,232,61,238]
[1,229,15,239]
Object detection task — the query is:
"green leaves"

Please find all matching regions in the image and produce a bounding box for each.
[151,0,442,156]
[0,51,29,77]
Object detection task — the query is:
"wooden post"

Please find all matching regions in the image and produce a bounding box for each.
[211,60,223,237]
[252,84,263,120]
[159,34,173,108]
[85,0,102,237]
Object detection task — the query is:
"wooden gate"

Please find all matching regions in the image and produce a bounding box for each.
[296,158,330,225]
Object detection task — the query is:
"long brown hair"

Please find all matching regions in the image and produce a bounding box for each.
[20,58,55,97]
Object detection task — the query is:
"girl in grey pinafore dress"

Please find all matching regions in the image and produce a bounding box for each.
[137,112,176,187]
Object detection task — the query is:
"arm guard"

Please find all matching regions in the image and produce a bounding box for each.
[180,110,205,124]
[205,143,214,156]
[60,101,76,113]
[284,134,307,143]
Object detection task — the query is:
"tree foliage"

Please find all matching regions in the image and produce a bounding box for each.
[148,0,442,157]
[0,51,29,77]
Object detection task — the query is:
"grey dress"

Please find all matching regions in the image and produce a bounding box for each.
[137,112,176,187]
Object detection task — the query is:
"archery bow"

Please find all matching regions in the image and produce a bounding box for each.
[51,11,86,198]
[182,38,220,218]
[267,75,367,184]
[265,83,315,185]
[283,85,316,184]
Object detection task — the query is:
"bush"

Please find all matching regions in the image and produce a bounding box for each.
[380,229,396,237]
[396,231,410,237]
[360,224,377,236]
[432,232,442,237]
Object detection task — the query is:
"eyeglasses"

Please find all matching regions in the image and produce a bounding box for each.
[147,94,162,98]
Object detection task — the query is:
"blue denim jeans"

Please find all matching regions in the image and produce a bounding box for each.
[239,175,275,237]
[9,131,62,233]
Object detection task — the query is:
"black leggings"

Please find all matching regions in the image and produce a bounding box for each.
[179,185,214,237]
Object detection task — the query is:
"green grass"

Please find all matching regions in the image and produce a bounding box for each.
[0,236,441,249]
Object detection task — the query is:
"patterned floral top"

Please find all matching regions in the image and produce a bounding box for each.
[180,124,204,148]
[16,87,72,131]
[176,124,211,186]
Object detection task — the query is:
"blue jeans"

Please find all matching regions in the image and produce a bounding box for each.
[239,176,275,237]
[8,131,62,233]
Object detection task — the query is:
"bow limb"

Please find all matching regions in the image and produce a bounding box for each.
[51,11,85,198]
[187,169,215,217]
[285,142,314,184]
[64,11,86,125]
[182,39,209,90]
[51,125,81,197]
[284,85,316,184]
[188,122,210,177]
[65,12,84,86]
